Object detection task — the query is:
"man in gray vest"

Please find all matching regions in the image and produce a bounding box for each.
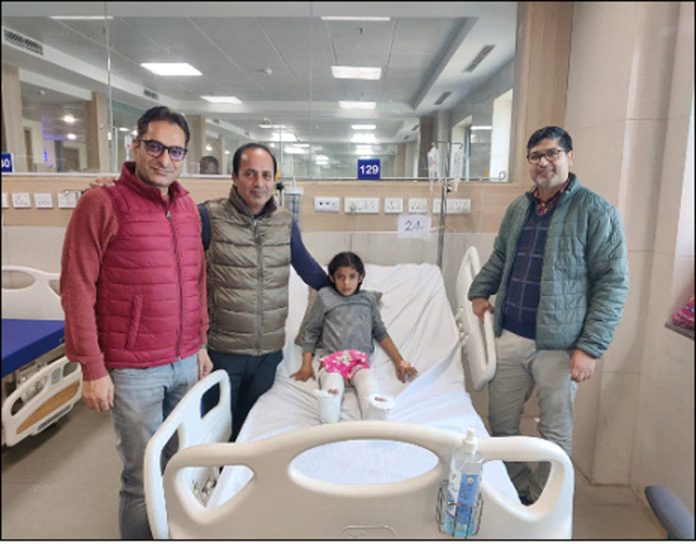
[199,143,329,439]
[468,126,629,505]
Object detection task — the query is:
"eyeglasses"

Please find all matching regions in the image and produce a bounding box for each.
[140,139,188,162]
[527,148,566,164]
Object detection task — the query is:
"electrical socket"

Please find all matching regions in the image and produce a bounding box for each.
[408,198,428,214]
[12,192,31,209]
[344,197,379,214]
[384,197,403,214]
[432,198,471,214]
[1,193,8,209]
[314,196,340,212]
[57,191,81,209]
[34,192,54,208]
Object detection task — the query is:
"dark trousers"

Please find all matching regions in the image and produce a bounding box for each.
[203,349,283,440]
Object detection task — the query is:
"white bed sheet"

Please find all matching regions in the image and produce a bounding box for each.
[209,263,518,507]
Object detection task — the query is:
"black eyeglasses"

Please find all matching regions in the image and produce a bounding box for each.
[527,148,566,164]
[140,139,188,162]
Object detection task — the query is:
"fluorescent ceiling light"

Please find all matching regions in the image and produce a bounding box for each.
[355,146,374,155]
[131,130,138,136]
[340,101,376,110]
[224,150,230,155]
[50,15,113,20]
[201,95,241,103]
[293,143,310,148]
[351,133,377,144]
[471,125,492,130]
[284,146,307,155]
[332,66,382,80]
[62,114,76,124]
[351,124,376,130]
[66,133,76,140]
[314,155,329,163]
[141,63,202,76]
[321,16,390,21]
[118,127,130,132]
[270,132,297,142]
[205,145,213,152]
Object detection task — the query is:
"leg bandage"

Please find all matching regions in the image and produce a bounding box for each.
[315,368,345,423]
[351,368,394,420]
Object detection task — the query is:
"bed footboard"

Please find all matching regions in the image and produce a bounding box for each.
[161,421,573,539]
[1,356,82,446]
[144,370,231,539]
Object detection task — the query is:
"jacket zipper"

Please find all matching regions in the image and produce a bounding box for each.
[252,217,263,353]
[167,206,184,359]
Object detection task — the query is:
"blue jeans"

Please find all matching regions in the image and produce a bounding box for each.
[203,350,283,440]
[109,354,198,540]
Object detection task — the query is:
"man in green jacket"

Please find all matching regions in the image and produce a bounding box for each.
[468,126,629,504]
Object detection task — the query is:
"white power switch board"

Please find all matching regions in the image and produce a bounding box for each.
[12,192,31,208]
[34,193,54,208]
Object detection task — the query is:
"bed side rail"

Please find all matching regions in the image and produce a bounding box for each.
[144,370,231,540]
[454,247,496,390]
[163,422,573,539]
[1,356,82,446]
[1,266,63,320]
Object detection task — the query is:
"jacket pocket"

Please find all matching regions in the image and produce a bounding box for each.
[125,293,144,350]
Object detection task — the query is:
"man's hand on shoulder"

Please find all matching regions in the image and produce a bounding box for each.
[89,176,117,189]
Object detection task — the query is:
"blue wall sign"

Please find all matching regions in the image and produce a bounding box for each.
[1,153,14,173]
[357,158,381,180]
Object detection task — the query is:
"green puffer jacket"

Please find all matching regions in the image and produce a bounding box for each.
[468,175,629,358]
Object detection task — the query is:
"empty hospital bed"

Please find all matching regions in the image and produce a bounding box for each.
[1,266,82,446]
[144,260,574,539]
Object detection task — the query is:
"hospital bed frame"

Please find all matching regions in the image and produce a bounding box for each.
[145,370,574,540]
[455,247,497,391]
[1,266,82,446]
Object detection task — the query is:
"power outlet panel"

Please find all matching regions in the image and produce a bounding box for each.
[384,197,403,214]
[1,193,8,209]
[34,192,54,209]
[57,191,81,209]
[408,198,428,214]
[345,197,380,214]
[314,196,340,212]
[432,198,471,214]
[12,192,31,209]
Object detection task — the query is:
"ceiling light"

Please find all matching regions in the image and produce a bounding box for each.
[331,66,382,80]
[351,133,377,144]
[62,114,76,124]
[351,124,376,130]
[131,130,138,136]
[270,132,297,142]
[50,15,114,20]
[314,155,329,163]
[201,95,241,103]
[224,150,231,155]
[321,16,390,21]
[340,101,376,110]
[118,127,130,132]
[471,125,492,130]
[206,145,213,152]
[66,133,76,140]
[141,63,202,76]
[355,146,374,155]
[284,146,307,155]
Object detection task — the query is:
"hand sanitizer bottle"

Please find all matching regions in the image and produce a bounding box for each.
[442,427,483,537]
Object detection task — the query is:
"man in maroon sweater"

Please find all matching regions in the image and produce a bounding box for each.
[60,106,212,539]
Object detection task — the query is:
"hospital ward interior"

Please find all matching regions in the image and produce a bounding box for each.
[1,2,694,540]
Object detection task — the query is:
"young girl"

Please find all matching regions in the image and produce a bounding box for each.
[291,251,418,423]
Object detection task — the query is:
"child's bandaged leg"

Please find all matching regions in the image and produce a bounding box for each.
[352,368,394,420]
[315,369,344,423]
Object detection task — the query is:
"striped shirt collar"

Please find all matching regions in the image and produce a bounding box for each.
[531,176,572,215]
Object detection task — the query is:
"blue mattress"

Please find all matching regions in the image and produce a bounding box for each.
[1,319,65,378]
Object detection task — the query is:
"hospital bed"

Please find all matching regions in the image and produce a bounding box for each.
[145,260,574,539]
[1,266,82,447]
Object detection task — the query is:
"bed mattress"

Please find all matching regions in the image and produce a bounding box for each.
[1,319,65,377]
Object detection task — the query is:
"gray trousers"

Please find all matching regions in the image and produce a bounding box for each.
[488,330,577,501]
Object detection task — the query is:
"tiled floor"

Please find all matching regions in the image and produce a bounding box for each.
[2,405,666,540]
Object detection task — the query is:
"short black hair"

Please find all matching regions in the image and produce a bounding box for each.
[328,251,366,292]
[527,126,573,153]
[137,106,190,146]
[232,143,277,177]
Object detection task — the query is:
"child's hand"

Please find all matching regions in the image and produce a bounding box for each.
[396,360,418,383]
[291,366,315,382]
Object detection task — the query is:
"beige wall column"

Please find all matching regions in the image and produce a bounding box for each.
[565,2,693,512]
[509,2,573,183]
[84,91,109,172]
[395,143,406,177]
[186,114,206,174]
[1,64,27,170]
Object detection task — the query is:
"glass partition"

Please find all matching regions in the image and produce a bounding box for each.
[2,2,517,180]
